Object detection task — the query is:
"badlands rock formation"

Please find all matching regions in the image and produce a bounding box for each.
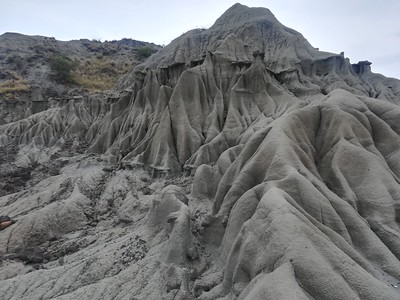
[1,3,400,300]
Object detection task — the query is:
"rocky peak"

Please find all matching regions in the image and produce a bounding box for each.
[210,3,278,30]
[119,3,317,89]
[352,60,372,75]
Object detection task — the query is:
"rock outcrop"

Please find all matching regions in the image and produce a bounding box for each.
[1,3,400,300]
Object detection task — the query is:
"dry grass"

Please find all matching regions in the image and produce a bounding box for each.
[72,75,115,91]
[72,57,132,92]
[0,79,31,100]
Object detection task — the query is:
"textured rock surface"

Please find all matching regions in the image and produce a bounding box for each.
[1,3,400,300]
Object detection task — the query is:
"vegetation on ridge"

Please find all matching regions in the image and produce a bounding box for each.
[0,71,30,100]
[48,55,76,84]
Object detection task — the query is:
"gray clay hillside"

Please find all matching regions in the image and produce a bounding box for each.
[1,3,400,300]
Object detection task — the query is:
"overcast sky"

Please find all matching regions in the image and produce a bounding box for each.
[2,0,400,78]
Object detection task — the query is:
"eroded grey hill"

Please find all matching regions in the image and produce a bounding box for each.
[1,3,400,300]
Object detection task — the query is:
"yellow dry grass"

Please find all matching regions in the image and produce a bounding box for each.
[72,57,132,92]
[0,79,31,100]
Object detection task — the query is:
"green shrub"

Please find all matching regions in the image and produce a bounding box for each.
[136,47,154,59]
[48,55,76,84]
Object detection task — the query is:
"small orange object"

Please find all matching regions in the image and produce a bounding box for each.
[0,220,13,230]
